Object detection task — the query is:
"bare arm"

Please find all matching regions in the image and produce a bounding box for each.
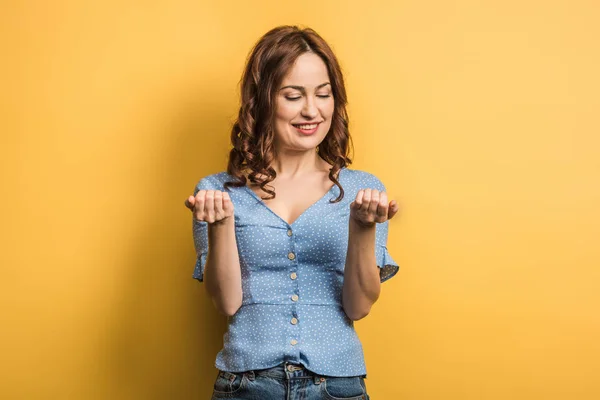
[342,218,381,321]
[342,185,400,321]
[204,217,243,317]
[187,187,243,317]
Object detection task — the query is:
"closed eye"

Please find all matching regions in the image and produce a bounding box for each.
[286,95,331,101]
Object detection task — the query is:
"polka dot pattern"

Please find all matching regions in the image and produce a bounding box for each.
[191,167,400,377]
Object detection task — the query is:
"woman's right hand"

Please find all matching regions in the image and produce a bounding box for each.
[184,189,234,224]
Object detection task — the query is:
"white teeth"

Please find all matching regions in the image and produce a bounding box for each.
[294,124,318,130]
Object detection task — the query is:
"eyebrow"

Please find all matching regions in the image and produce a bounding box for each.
[279,82,331,92]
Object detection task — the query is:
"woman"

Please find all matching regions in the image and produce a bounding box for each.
[184,25,400,400]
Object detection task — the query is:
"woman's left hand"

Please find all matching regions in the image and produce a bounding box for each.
[349,189,400,228]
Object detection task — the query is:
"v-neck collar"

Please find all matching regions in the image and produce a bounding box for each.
[242,167,346,227]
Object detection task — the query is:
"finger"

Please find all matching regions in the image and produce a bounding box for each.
[222,192,232,213]
[368,189,380,216]
[359,189,371,212]
[205,190,215,223]
[376,191,388,220]
[195,190,206,220]
[214,190,224,217]
[388,200,401,219]
[185,195,195,210]
[354,189,365,209]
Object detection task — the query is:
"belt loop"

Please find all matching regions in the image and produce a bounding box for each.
[246,370,255,381]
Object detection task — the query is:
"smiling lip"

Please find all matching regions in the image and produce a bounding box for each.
[292,122,321,135]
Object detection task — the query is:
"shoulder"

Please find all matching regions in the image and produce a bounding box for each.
[193,171,232,194]
[344,167,386,190]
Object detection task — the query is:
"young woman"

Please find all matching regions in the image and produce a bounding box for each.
[184,25,401,400]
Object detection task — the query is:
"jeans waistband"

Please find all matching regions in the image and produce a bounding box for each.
[246,362,323,382]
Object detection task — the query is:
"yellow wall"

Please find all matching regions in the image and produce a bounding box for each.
[2,1,599,399]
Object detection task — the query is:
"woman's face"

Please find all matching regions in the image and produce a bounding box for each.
[273,52,334,154]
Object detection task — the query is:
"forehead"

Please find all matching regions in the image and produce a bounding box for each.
[281,52,330,87]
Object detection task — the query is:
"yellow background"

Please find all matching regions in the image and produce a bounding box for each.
[2,1,599,399]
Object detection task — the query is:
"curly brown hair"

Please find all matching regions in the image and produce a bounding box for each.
[223,25,354,203]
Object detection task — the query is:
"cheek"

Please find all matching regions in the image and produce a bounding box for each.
[276,102,301,122]
[322,102,335,130]
[320,98,335,118]
[321,119,333,134]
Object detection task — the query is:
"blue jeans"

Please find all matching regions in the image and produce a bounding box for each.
[210,362,369,400]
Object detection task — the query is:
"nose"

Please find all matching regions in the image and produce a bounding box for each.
[301,97,318,119]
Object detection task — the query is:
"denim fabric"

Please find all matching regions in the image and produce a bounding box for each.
[193,167,400,376]
[210,362,369,400]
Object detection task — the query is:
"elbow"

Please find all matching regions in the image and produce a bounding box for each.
[221,302,241,317]
[213,296,242,317]
[345,306,371,321]
[343,290,379,321]
[205,273,243,317]
[342,289,379,321]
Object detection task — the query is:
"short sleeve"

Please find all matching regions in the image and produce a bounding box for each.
[191,177,212,282]
[371,175,400,283]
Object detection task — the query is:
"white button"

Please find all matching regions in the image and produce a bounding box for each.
[288,252,295,260]
[290,339,298,345]
[291,294,299,302]
[290,272,297,280]
[287,229,293,236]
[291,317,298,325]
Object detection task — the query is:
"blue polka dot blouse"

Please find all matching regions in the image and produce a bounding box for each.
[191,166,400,377]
